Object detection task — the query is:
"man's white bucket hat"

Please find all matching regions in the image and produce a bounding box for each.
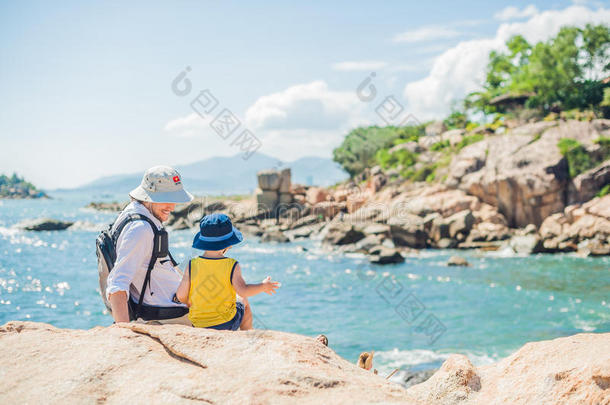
[129,166,194,204]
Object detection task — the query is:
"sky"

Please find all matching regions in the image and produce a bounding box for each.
[1,0,609,189]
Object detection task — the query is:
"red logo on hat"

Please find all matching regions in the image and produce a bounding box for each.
[173,176,180,183]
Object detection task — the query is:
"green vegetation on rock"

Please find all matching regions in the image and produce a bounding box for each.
[557,137,610,178]
[333,124,426,176]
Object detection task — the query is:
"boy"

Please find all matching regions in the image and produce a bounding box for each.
[176,213,280,330]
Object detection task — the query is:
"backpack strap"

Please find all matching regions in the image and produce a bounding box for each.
[111,213,166,320]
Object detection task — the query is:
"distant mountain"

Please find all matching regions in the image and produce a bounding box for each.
[69,153,348,196]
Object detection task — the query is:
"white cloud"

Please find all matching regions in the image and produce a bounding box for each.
[245,80,363,131]
[164,112,209,138]
[244,81,370,159]
[332,61,388,71]
[393,26,462,43]
[494,5,539,21]
[403,5,610,120]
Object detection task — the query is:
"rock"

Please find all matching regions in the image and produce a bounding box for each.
[368,246,405,264]
[366,173,387,194]
[568,160,610,205]
[356,234,384,251]
[447,256,469,266]
[16,218,74,231]
[346,195,367,214]
[289,214,323,230]
[407,355,480,404]
[389,141,423,154]
[437,238,458,249]
[257,170,281,191]
[322,223,365,245]
[578,237,610,256]
[362,223,391,236]
[388,215,428,249]
[312,202,345,219]
[446,210,475,240]
[444,129,466,146]
[399,369,437,388]
[409,332,610,404]
[255,188,279,212]
[538,195,610,254]
[454,120,605,227]
[291,184,307,195]
[425,121,447,137]
[509,234,543,254]
[86,201,127,212]
[278,192,293,205]
[0,321,412,404]
[260,230,289,243]
[306,187,329,205]
[279,168,292,193]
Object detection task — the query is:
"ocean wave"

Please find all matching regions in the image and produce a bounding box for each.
[374,347,500,374]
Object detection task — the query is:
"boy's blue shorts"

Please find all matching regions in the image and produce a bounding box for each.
[206,302,244,331]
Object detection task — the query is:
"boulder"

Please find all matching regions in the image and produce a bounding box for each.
[257,170,281,191]
[0,322,412,404]
[362,223,391,236]
[388,215,428,249]
[255,188,279,211]
[17,218,74,231]
[509,234,544,254]
[454,120,606,227]
[447,256,469,266]
[442,129,465,146]
[538,195,610,254]
[85,201,127,212]
[425,121,447,137]
[568,161,610,205]
[322,223,365,245]
[368,246,405,264]
[355,234,384,251]
[306,187,329,205]
[388,141,423,155]
[408,332,610,404]
[260,230,289,243]
[346,195,367,214]
[312,202,345,219]
[279,168,292,193]
[278,192,293,205]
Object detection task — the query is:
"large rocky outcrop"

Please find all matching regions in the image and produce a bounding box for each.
[1,322,609,404]
[539,194,610,255]
[0,322,412,404]
[447,120,608,228]
[408,332,610,404]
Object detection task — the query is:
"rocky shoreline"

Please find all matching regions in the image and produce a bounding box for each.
[23,119,607,260]
[1,321,608,404]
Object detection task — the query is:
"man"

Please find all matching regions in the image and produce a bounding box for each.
[106,165,193,324]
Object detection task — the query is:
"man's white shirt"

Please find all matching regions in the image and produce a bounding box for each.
[105,201,185,307]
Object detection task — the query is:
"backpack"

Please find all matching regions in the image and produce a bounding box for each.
[96,213,186,321]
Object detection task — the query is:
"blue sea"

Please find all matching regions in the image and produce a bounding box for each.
[1,191,609,380]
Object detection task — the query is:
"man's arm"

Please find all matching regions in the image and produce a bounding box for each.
[106,221,153,323]
[108,291,130,323]
[176,264,191,305]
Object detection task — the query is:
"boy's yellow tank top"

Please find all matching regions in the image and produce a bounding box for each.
[188,257,238,328]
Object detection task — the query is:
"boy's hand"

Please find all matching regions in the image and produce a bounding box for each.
[261,276,280,295]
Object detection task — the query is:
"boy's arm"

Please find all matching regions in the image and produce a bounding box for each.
[231,263,279,297]
[176,262,191,305]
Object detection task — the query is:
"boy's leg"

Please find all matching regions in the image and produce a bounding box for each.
[238,295,253,330]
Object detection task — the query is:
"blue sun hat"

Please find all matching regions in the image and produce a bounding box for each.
[192,213,243,251]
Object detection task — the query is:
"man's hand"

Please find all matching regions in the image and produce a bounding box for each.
[261,276,280,295]
[108,291,130,323]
